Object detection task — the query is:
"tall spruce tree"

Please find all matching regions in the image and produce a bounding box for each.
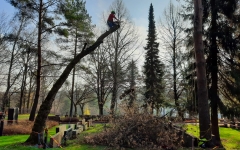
[143,3,164,114]
[204,0,239,146]
[183,0,240,146]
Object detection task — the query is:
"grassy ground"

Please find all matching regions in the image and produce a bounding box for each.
[0,124,107,150]
[2,114,239,149]
[0,123,58,148]
[186,124,240,150]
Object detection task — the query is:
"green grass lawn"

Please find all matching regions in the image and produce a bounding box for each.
[0,124,107,150]
[0,124,58,148]
[17,114,31,120]
[185,124,240,150]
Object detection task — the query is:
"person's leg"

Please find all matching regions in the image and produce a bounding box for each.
[107,21,114,28]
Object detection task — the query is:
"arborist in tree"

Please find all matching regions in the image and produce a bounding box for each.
[107,11,120,28]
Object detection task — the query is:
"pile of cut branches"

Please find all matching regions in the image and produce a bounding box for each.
[84,112,183,149]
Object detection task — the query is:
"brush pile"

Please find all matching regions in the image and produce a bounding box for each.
[84,112,183,149]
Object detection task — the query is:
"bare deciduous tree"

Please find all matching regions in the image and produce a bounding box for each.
[106,0,141,114]
[158,1,186,119]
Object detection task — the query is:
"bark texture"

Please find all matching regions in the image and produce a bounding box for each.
[193,0,212,146]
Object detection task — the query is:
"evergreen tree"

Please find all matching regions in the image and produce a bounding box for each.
[57,0,94,117]
[204,0,239,146]
[183,0,240,146]
[143,3,165,114]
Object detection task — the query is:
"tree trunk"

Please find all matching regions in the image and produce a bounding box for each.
[27,73,34,113]
[209,0,221,146]
[70,29,78,117]
[80,105,84,115]
[110,79,117,115]
[29,0,43,121]
[25,26,120,144]
[193,0,212,147]
[99,103,103,115]
[110,30,119,115]
[19,63,28,114]
[73,103,77,116]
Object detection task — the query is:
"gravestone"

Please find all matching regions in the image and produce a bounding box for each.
[237,122,240,129]
[7,108,18,124]
[0,112,4,136]
[8,108,14,124]
[14,108,18,123]
[88,119,93,127]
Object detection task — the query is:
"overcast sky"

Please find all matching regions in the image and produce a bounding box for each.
[0,0,183,68]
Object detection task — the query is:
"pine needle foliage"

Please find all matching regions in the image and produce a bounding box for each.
[143,3,165,113]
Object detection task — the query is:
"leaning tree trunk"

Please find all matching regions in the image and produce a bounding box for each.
[194,0,213,147]
[25,26,120,144]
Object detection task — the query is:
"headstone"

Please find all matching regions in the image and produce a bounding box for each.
[14,108,19,123]
[50,132,62,148]
[56,127,59,133]
[230,121,235,128]
[237,122,240,129]
[72,129,81,138]
[82,118,85,125]
[64,127,73,140]
[0,112,4,136]
[0,120,3,136]
[88,119,93,127]
[8,108,14,124]
[83,123,88,130]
